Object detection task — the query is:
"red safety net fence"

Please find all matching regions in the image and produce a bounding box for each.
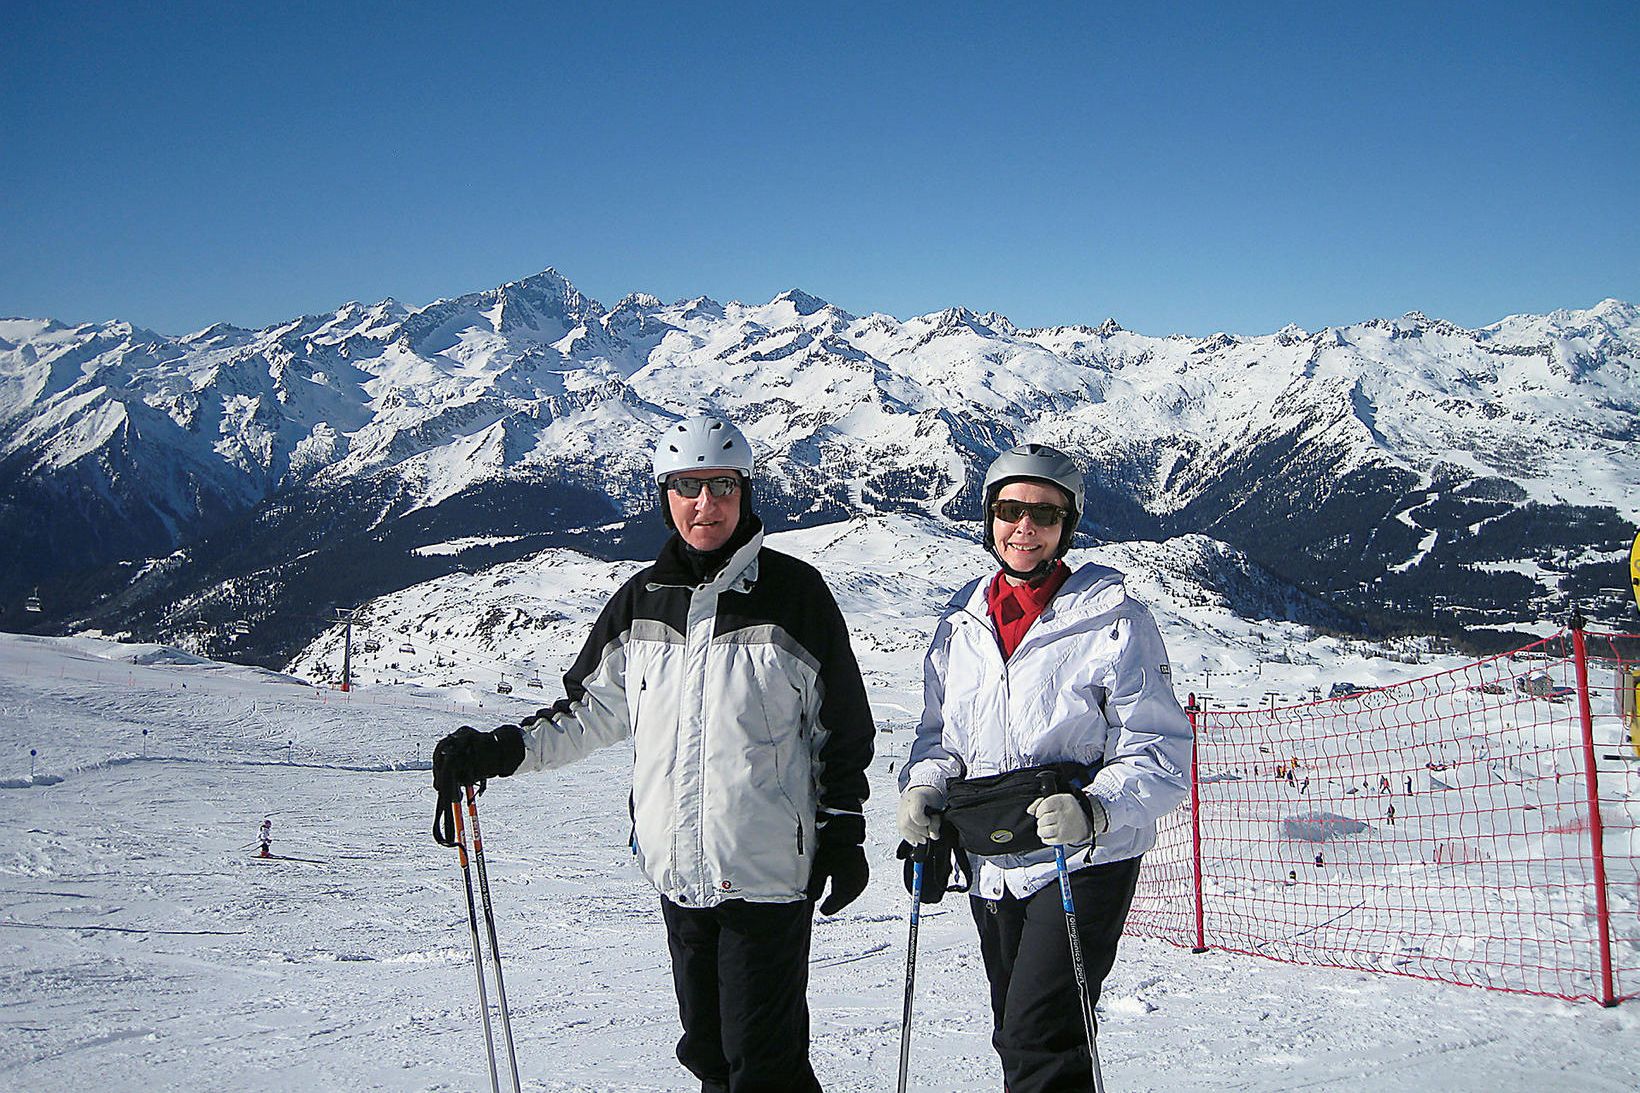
[1129,628,1640,1005]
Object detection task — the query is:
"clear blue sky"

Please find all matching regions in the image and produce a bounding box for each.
[3,1,1635,337]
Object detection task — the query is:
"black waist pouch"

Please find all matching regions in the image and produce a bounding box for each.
[942,761,1096,857]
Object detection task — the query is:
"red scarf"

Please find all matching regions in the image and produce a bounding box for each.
[986,561,1070,659]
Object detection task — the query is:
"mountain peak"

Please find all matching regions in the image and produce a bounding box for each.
[506,267,570,291]
[1586,298,1639,326]
[773,288,830,316]
[181,321,251,345]
[1195,332,1242,353]
[980,311,1019,335]
[672,296,724,323]
[489,270,604,332]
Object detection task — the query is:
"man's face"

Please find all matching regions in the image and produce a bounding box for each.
[665,468,743,552]
[992,480,1069,579]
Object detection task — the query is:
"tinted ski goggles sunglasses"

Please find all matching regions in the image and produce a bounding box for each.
[990,500,1069,526]
[666,475,741,499]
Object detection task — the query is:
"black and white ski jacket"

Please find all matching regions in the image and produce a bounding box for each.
[514,527,875,908]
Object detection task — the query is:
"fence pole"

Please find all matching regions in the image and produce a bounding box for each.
[1187,699,1207,953]
[1570,617,1618,1006]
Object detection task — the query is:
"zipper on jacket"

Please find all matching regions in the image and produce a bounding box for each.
[1000,659,1016,770]
[796,820,805,855]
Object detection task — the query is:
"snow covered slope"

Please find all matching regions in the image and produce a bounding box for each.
[5,623,1639,1091]
[283,514,1378,716]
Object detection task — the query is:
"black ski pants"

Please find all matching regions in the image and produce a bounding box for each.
[970,855,1142,1093]
[661,896,822,1093]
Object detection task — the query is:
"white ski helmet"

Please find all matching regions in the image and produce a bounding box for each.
[981,443,1085,569]
[652,414,755,483]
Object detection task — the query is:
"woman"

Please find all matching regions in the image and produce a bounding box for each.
[897,443,1193,1092]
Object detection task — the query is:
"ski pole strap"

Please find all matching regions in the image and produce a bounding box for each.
[434,786,461,847]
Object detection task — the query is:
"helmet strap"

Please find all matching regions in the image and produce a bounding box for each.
[990,546,1055,582]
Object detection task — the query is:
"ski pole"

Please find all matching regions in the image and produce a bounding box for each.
[450,791,502,1093]
[465,785,522,1093]
[896,841,929,1093]
[1038,772,1106,1093]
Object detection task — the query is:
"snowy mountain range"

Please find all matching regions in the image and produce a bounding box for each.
[2,269,1636,662]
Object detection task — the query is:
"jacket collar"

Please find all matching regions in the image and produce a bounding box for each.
[650,526,764,593]
[950,560,1127,629]
[712,529,763,593]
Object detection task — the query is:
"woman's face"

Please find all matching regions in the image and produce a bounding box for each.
[992,480,1070,578]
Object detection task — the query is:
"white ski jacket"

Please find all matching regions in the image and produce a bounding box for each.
[900,561,1193,900]
[513,526,875,909]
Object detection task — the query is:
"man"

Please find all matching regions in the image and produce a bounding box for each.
[432,414,874,1093]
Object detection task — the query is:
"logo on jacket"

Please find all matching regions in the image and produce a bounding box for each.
[719,879,734,892]
[989,829,1014,844]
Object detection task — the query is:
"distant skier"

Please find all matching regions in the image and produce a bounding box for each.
[258,818,272,859]
[1405,775,1414,795]
[1386,803,1396,826]
[1314,852,1325,868]
[432,415,874,1093]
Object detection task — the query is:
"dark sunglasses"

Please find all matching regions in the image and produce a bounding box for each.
[667,475,741,499]
[990,500,1068,526]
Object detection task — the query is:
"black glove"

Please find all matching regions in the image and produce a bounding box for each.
[897,826,969,904]
[431,725,525,845]
[806,813,868,915]
[433,724,525,795]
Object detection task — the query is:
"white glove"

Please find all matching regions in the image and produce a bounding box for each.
[897,786,944,844]
[1028,791,1107,847]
